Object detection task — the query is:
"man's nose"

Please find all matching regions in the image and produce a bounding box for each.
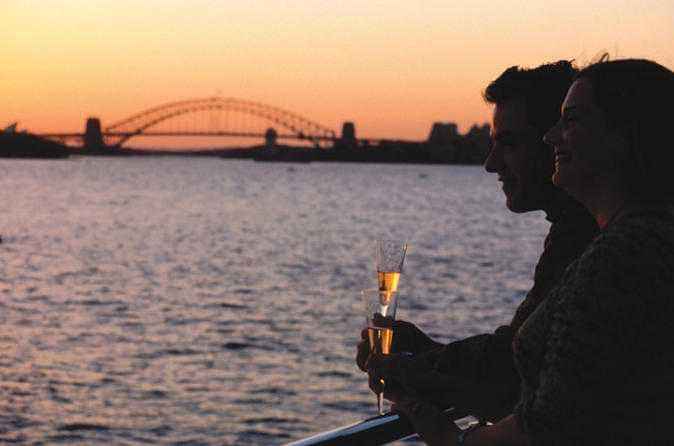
[484,144,503,173]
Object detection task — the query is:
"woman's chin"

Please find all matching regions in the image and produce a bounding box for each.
[552,169,583,202]
[552,164,571,189]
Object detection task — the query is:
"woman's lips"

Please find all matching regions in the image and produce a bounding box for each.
[554,150,571,164]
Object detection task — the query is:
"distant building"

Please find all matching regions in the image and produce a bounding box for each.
[0,132,70,158]
[465,123,491,163]
[3,122,18,134]
[427,122,458,146]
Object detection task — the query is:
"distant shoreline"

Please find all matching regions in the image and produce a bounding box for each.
[1,130,490,165]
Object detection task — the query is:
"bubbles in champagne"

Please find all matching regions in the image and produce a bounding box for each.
[377,271,400,305]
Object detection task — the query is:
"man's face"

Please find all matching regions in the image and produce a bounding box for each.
[484,99,553,213]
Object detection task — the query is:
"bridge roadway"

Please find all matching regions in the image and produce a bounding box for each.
[38,131,338,142]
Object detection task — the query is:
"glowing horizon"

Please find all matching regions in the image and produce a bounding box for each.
[4,0,673,145]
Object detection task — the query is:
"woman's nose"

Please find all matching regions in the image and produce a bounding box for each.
[543,121,561,147]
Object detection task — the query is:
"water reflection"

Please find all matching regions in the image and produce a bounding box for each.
[0,159,547,444]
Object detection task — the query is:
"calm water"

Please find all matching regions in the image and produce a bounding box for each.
[0,158,548,445]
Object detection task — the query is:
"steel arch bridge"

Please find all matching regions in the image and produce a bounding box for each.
[103,97,337,147]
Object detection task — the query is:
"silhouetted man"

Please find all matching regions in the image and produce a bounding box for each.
[357,60,599,421]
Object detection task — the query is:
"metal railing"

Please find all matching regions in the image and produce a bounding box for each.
[282,407,472,446]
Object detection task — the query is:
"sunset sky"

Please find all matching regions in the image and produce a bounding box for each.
[4,0,673,145]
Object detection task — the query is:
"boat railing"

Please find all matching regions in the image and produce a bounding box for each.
[282,407,474,446]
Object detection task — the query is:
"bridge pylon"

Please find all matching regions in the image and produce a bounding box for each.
[265,128,278,147]
[84,117,106,152]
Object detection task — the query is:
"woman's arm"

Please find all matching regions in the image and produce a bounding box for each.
[396,400,530,446]
[464,415,530,446]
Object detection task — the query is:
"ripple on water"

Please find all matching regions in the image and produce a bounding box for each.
[216,302,249,310]
[236,429,292,442]
[138,389,169,400]
[222,342,249,351]
[165,317,209,326]
[243,416,305,425]
[65,298,126,307]
[251,387,297,397]
[134,348,202,361]
[57,423,111,432]
[321,400,368,412]
[316,370,352,379]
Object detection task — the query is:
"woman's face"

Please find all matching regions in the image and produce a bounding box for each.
[543,79,621,202]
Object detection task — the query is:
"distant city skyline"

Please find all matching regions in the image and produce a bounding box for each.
[5,0,673,146]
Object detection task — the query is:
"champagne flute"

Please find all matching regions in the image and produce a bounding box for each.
[362,288,399,415]
[370,239,408,414]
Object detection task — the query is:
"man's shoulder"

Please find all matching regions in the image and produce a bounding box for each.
[545,207,598,246]
[537,210,597,274]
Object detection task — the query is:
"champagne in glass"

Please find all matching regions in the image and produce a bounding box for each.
[377,271,400,301]
[367,325,394,355]
[362,288,399,414]
[376,240,407,302]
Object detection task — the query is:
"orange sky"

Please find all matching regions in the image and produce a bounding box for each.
[4,0,673,146]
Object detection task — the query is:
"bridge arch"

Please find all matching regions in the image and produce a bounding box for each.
[105,97,337,146]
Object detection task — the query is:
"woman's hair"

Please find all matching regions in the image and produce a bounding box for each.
[576,59,674,202]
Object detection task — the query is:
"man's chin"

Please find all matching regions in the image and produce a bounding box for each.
[506,194,536,213]
[506,200,529,213]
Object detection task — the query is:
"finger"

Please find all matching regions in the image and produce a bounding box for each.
[391,397,424,421]
[394,398,460,443]
[372,313,394,328]
[390,320,418,353]
[356,341,370,372]
[397,364,467,390]
[367,353,400,375]
[368,371,385,394]
[382,382,405,405]
[392,370,466,404]
[392,319,413,330]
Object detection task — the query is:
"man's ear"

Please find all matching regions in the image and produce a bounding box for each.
[532,139,554,180]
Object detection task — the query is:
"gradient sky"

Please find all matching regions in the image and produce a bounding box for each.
[4,0,673,144]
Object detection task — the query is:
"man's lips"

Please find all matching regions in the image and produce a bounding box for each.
[498,177,517,192]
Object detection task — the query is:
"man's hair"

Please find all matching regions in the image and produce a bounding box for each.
[576,59,674,202]
[484,60,578,137]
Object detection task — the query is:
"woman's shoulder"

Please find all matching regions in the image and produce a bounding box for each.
[564,208,674,307]
[581,208,674,262]
[611,207,674,232]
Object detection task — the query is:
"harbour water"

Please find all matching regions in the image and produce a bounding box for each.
[0,158,548,445]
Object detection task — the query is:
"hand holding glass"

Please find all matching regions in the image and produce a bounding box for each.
[362,288,399,414]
